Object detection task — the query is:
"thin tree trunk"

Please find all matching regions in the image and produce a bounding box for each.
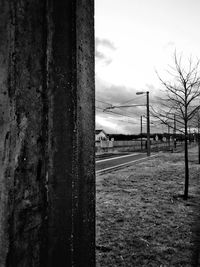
[184,122,189,200]
[174,114,176,149]
[198,134,200,164]
[198,116,200,164]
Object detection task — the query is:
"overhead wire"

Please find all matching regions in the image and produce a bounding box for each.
[96,98,166,130]
[118,94,145,105]
[96,107,136,120]
[96,98,145,118]
[96,107,140,125]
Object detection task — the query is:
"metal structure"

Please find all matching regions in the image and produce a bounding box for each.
[136,91,151,156]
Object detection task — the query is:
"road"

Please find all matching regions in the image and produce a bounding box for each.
[96,152,157,174]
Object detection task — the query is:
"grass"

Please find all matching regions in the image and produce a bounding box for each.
[96,146,200,266]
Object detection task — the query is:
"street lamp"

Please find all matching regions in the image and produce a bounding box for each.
[136,91,150,156]
[140,114,146,151]
[103,96,149,156]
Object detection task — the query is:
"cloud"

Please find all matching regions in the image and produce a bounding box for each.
[165,41,175,48]
[95,78,164,134]
[95,37,116,50]
[96,113,138,134]
[96,78,156,108]
[96,78,135,104]
[95,37,116,65]
[95,78,146,133]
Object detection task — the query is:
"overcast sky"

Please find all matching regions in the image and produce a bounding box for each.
[95,0,200,134]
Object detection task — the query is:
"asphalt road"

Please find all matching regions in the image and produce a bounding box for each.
[96,152,157,174]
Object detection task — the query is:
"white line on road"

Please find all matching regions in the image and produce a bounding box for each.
[96,152,141,163]
[96,154,158,174]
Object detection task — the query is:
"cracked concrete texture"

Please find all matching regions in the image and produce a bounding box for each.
[0,1,49,265]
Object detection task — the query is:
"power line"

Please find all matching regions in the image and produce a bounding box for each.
[96,104,136,117]
[96,99,166,130]
[96,99,145,118]
[118,94,145,105]
[95,95,146,107]
[96,107,166,128]
[96,107,141,125]
[95,99,111,105]
[96,107,135,119]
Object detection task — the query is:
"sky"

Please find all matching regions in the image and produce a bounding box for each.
[95,0,200,134]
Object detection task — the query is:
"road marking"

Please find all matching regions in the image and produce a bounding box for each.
[96,152,141,163]
[96,154,158,174]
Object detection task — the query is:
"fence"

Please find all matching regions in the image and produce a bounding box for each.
[95,139,184,154]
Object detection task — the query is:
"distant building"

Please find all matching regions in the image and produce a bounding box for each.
[95,129,108,141]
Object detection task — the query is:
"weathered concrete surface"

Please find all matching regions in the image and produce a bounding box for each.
[0,0,95,266]
[46,1,95,266]
[0,1,11,265]
[73,2,95,265]
[0,1,48,266]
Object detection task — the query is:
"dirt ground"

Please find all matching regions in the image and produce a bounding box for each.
[96,146,200,267]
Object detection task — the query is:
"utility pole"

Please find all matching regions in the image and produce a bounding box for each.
[146,91,150,156]
[136,91,151,156]
[104,100,149,155]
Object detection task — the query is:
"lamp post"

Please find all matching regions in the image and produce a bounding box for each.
[103,96,149,156]
[136,91,150,156]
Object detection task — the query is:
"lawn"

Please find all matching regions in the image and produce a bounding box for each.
[96,146,200,267]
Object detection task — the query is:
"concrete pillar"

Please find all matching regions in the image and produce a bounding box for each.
[46,1,95,266]
[0,0,95,266]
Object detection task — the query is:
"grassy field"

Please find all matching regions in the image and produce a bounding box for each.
[96,146,200,267]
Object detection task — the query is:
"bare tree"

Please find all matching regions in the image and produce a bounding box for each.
[152,52,200,200]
